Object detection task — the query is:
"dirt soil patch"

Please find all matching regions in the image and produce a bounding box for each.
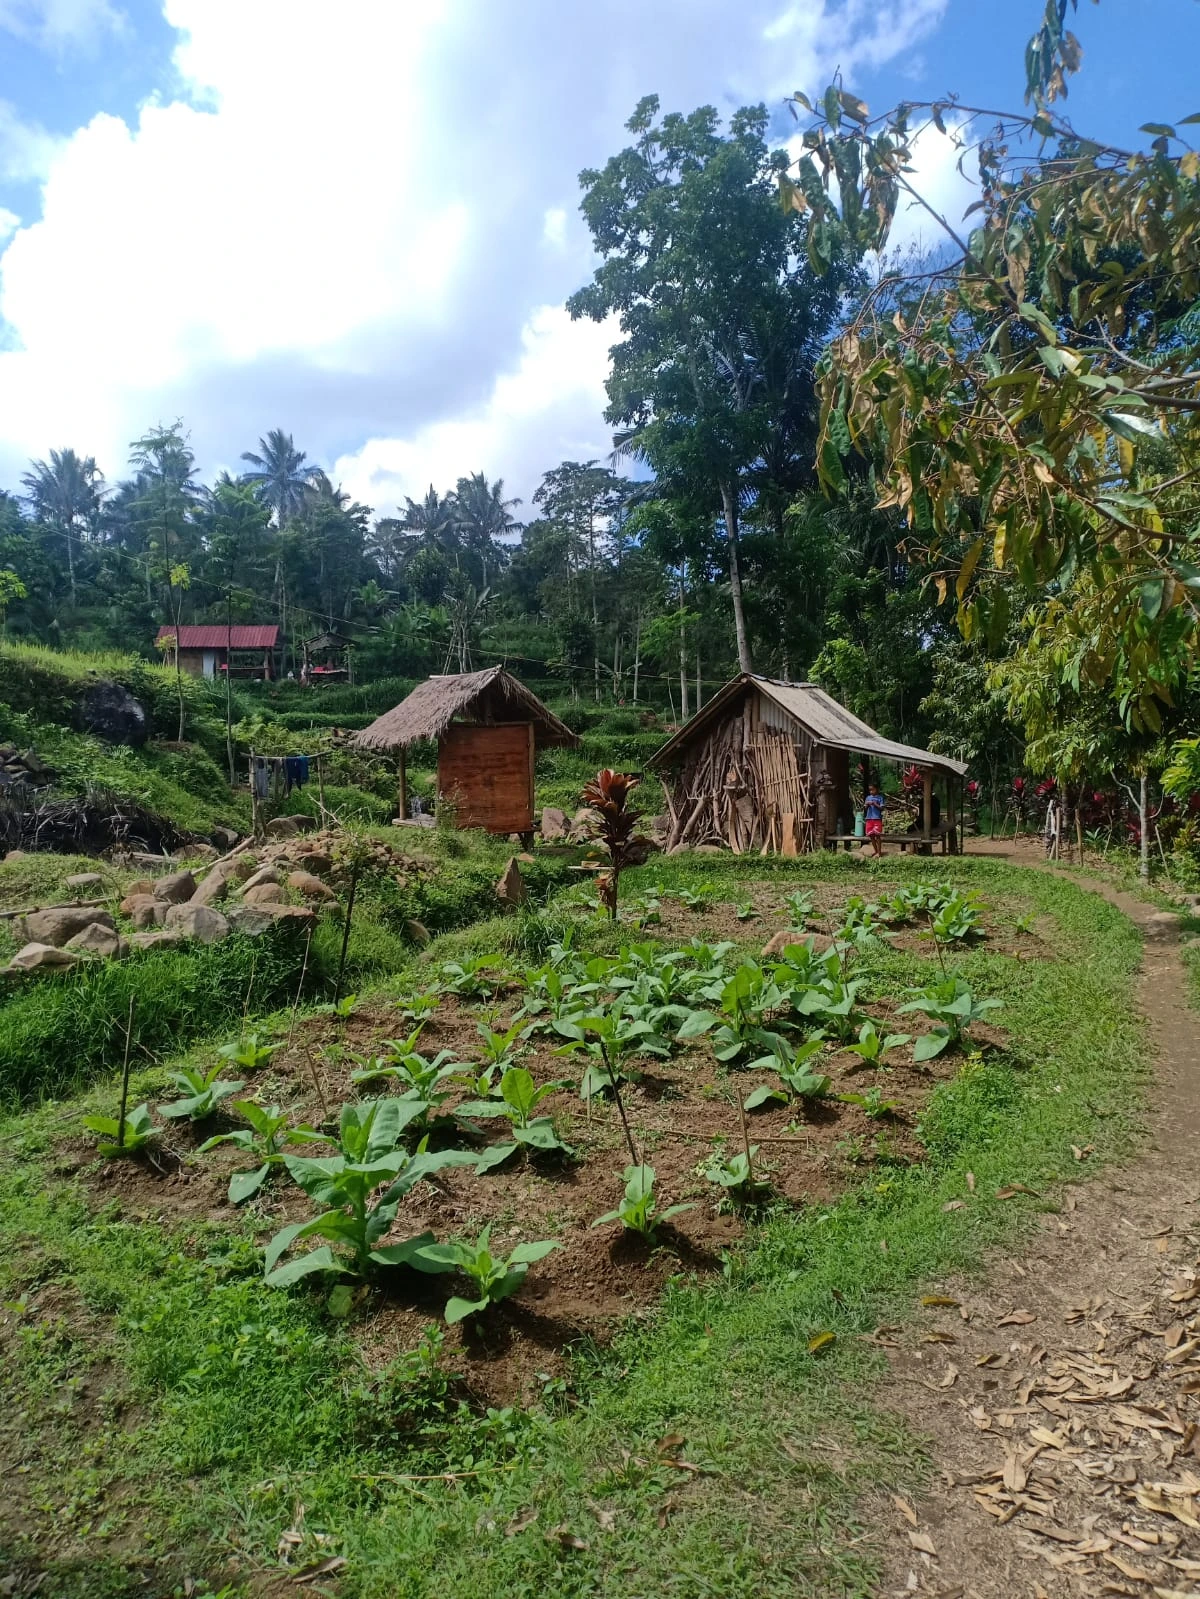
[871,844,1200,1598]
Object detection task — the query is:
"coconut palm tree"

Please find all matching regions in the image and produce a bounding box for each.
[452,473,521,588]
[21,447,104,608]
[239,429,317,527]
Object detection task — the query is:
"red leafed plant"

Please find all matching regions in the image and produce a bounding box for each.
[581,769,644,920]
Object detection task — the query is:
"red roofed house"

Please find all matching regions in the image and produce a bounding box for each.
[155,624,280,681]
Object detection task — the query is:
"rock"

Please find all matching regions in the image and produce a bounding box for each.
[258,904,317,928]
[231,855,258,881]
[292,851,331,877]
[495,857,527,908]
[65,872,103,891]
[694,844,725,855]
[244,883,286,906]
[132,898,168,930]
[517,852,536,864]
[129,929,187,952]
[74,680,148,747]
[667,844,688,856]
[119,888,157,915]
[7,941,79,972]
[130,852,179,870]
[225,906,277,937]
[538,805,567,837]
[1144,911,1182,941]
[191,867,234,907]
[392,814,435,828]
[22,906,116,947]
[287,870,335,901]
[163,903,230,944]
[265,816,302,839]
[241,865,282,893]
[644,814,670,842]
[153,871,197,905]
[3,849,26,862]
[404,918,431,945]
[569,806,600,841]
[189,843,219,861]
[65,922,127,958]
[125,878,154,900]
[211,826,239,850]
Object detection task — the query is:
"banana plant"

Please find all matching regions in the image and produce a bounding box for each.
[199,1100,326,1203]
[457,1065,573,1170]
[83,1103,157,1158]
[264,1099,477,1286]
[216,1033,282,1072]
[159,1062,246,1122]
[743,1036,831,1110]
[592,1163,694,1239]
[412,1225,560,1324]
[897,979,1002,1061]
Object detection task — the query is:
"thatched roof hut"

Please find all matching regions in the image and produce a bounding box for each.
[649,675,967,856]
[351,667,577,835]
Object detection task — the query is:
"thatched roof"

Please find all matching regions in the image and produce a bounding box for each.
[650,675,968,777]
[350,667,579,753]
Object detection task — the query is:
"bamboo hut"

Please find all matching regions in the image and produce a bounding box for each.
[350,667,577,836]
[649,675,969,856]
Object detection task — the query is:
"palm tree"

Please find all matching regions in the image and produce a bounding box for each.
[401,486,457,548]
[452,473,521,588]
[21,448,104,608]
[239,429,317,527]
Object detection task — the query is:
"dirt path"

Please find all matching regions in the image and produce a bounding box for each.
[875,842,1200,1599]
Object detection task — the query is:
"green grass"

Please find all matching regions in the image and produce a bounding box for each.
[0,856,1145,1596]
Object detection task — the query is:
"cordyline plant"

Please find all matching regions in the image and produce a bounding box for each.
[581,768,647,920]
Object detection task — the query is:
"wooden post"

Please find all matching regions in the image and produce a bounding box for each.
[922,768,933,849]
[249,746,260,841]
[316,753,326,816]
[946,773,957,856]
[396,749,408,822]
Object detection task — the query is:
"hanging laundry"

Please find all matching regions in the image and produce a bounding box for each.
[283,755,310,794]
[252,757,270,801]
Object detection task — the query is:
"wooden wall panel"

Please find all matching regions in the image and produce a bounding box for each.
[437,723,534,834]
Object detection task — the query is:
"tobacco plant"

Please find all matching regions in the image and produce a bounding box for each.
[412,1225,560,1324]
[264,1098,477,1285]
[84,1103,157,1158]
[743,1037,830,1110]
[216,1033,282,1072]
[592,1163,694,1238]
[457,1066,573,1169]
[199,1100,326,1203]
[897,979,1003,1060]
[678,962,789,1064]
[476,1018,531,1069]
[554,1005,670,1102]
[844,1020,910,1064]
[159,1062,246,1122]
[703,1146,769,1204]
[437,955,507,1000]
[781,889,815,928]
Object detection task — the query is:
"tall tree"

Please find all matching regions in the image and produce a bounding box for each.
[128,423,201,741]
[239,429,317,527]
[533,461,630,699]
[452,472,520,588]
[21,447,104,609]
[569,96,853,673]
[197,476,271,780]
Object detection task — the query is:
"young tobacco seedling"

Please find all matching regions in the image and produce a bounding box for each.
[264,1098,477,1285]
[896,978,1002,1061]
[554,1005,670,1101]
[676,884,713,911]
[319,994,360,1019]
[83,1103,157,1157]
[393,988,442,1025]
[703,1146,770,1204]
[743,1037,831,1110]
[844,1020,910,1064]
[678,962,789,1065]
[592,1163,694,1239]
[476,1017,531,1069]
[199,1101,326,1204]
[413,1224,560,1324]
[735,900,758,922]
[159,1062,246,1122]
[217,1033,281,1072]
[438,955,507,1000]
[458,1065,573,1171]
[781,889,815,928]
[925,893,984,943]
[839,1087,900,1120]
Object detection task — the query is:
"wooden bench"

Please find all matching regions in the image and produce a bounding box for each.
[825,822,955,856]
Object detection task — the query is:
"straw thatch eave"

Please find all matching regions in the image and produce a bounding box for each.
[350,666,578,753]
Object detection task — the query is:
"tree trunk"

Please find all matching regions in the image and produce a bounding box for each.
[1139,771,1149,881]
[678,576,689,722]
[64,519,76,608]
[590,513,600,703]
[632,615,641,704]
[224,587,235,785]
[721,483,753,674]
[695,643,701,712]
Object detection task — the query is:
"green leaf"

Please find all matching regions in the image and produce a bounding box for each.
[474,1142,520,1174]
[1141,578,1166,621]
[229,1164,270,1205]
[743,1084,786,1111]
[912,1030,952,1062]
[508,1240,561,1266]
[675,1010,719,1040]
[264,1245,340,1287]
[444,1295,488,1325]
[369,1232,442,1269]
[1103,410,1159,443]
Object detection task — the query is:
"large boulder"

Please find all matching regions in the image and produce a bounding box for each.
[74,680,148,747]
[129,929,187,952]
[287,870,335,901]
[292,850,332,877]
[244,883,285,906]
[495,857,527,908]
[539,805,569,842]
[191,866,236,907]
[153,871,197,905]
[122,879,154,903]
[225,906,277,938]
[163,903,230,944]
[22,906,116,947]
[265,816,302,840]
[7,942,79,973]
[211,826,239,851]
[65,872,103,892]
[257,903,317,929]
[65,922,127,958]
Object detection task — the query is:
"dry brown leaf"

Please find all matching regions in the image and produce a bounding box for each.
[976,1350,1004,1367]
[942,1199,965,1211]
[1103,1552,1157,1582]
[505,1507,539,1537]
[1166,1555,1200,1576]
[1134,1486,1200,1529]
[1165,1322,1185,1349]
[657,1432,685,1455]
[939,1364,959,1389]
[892,1493,918,1527]
[998,1309,1037,1326]
[996,1183,1040,1200]
[589,1504,617,1532]
[922,1295,961,1309]
[922,1330,957,1344]
[545,1526,589,1551]
[656,1498,674,1530]
[907,1529,936,1555]
[1164,1338,1200,1365]
[1003,1451,1028,1493]
[966,1171,976,1192]
[292,1559,348,1586]
[970,1406,993,1430]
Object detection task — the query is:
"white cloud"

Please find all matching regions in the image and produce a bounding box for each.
[0,102,63,182]
[882,117,979,258]
[0,0,953,505]
[0,0,124,48]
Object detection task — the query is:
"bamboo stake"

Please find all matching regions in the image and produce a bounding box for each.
[117,995,136,1152]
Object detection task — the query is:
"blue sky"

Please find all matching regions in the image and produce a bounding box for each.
[0,0,1196,513]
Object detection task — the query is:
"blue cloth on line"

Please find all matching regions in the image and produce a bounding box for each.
[283,755,310,793]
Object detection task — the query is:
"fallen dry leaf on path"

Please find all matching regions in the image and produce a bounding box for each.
[907,1529,937,1555]
[997,1309,1037,1326]
[893,1494,918,1527]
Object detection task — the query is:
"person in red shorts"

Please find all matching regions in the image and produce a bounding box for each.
[864,775,885,858]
